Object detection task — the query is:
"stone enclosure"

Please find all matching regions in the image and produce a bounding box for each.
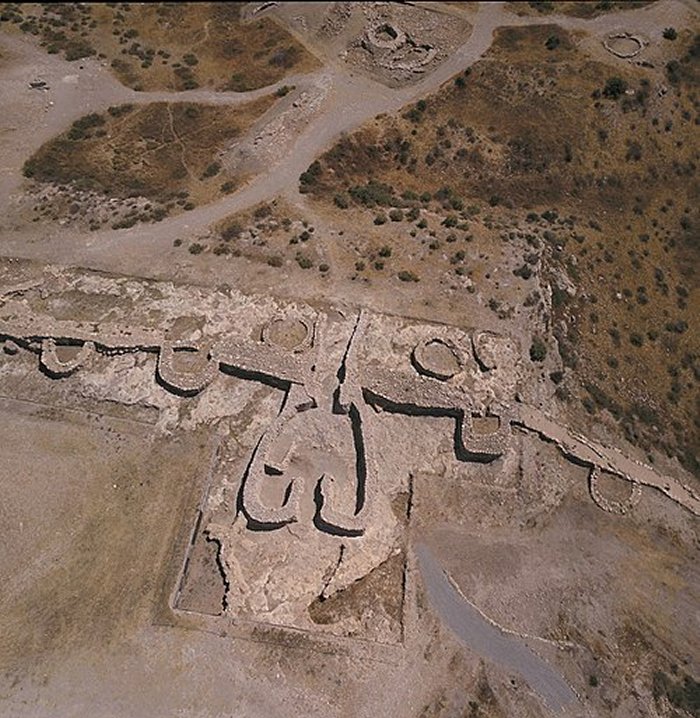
[1,268,696,647]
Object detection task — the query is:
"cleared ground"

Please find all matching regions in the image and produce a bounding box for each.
[0,2,698,717]
[0,394,208,673]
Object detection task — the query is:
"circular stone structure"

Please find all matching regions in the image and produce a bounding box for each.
[412,338,462,381]
[157,341,218,396]
[40,338,94,378]
[366,22,406,51]
[603,33,645,59]
[262,316,313,352]
[589,467,642,514]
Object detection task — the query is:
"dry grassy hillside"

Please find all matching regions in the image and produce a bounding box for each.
[21,96,276,227]
[508,1,656,19]
[0,2,318,91]
[299,24,700,477]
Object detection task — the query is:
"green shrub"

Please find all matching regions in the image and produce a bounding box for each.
[64,39,95,61]
[188,242,204,255]
[227,73,253,92]
[221,221,243,241]
[389,208,404,222]
[299,160,322,190]
[202,162,221,178]
[602,77,627,99]
[442,214,458,228]
[349,180,395,208]
[398,270,419,282]
[334,193,349,209]
[295,253,312,269]
[513,264,533,280]
[253,203,272,219]
[107,104,133,117]
[662,27,677,40]
[529,336,547,362]
[22,158,37,178]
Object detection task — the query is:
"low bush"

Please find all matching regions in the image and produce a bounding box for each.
[529,336,547,362]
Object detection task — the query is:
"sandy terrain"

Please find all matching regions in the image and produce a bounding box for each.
[0,2,698,717]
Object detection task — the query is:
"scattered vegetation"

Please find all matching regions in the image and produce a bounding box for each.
[662,27,677,41]
[652,670,700,715]
[602,76,628,100]
[293,24,698,472]
[529,336,548,362]
[22,96,275,220]
[0,3,318,92]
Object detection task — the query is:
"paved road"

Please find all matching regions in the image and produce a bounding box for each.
[415,543,581,715]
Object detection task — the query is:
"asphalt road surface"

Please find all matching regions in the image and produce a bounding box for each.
[415,543,580,715]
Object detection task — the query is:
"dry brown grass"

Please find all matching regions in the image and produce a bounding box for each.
[23,96,276,215]
[201,199,328,271]
[507,1,656,19]
[300,24,700,475]
[1,2,319,91]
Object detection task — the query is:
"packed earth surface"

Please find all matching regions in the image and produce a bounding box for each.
[0,3,698,718]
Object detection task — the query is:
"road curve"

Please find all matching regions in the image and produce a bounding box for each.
[415,542,581,715]
[0,0,695,272]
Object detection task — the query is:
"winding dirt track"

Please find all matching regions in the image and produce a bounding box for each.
[0,2,697,513]
[0,0,694,270]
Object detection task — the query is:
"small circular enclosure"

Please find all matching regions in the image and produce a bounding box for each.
[366,22,407,50]
[412,338,462,380]
[603,33,644,58]
[40,338,94,378]
[157,341,217,396]
[589,467,642,514]
[262,316,312,352]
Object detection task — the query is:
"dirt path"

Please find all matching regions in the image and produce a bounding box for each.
[0,0,694,271]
